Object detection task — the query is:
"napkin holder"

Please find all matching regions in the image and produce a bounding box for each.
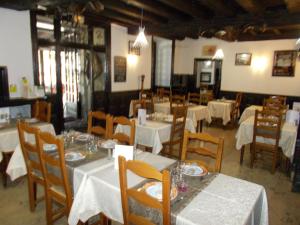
[113,145,134,170]
[138,109,146,125]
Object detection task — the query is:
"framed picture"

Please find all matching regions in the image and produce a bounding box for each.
[114,56,127,82]
[202,45,216,56]
[128,41,140,55]
[272,50,297,77]
[235,53,252,65]
[93,27,105,46]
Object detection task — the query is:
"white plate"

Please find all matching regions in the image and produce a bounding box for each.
[144,182,177,201]
[76,134,91,142]
[25,118,39,123]
[65,152,86,161]
[182,164,206,176]
[43,144,57,152]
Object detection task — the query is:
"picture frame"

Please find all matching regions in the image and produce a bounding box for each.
[93,27,105,46]
[202,45,216,56]
[272,50,297,77]
[235,53,252,65]
[114,56,127,82]
[128,41,140,56]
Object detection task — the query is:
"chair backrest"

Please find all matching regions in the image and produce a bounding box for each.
[269,95,286,105]
[200,91,214,105]
[187,92,201,105]
[181,130,224,172]
[87,111,109,138]
[34,100,51,122]
[253,110,282,148]
[231,92,243,121]
[140,90,153,100]
[157,88,172,99]
[37,131,72,211]
[141,91,154,114]
[168,106,188,157]
[263,98,287,112]
[109,116,135,145]
[17,121,44,181]
[132,99,146,118]
[118,156,170,225]
[170,95,186,114]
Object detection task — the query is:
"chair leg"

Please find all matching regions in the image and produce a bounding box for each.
[250,144,255,168]
[271,152,278,174]
[0,151,13,187]
[28,178,36,212]
[240,146,245,165]
[45,197,53,225]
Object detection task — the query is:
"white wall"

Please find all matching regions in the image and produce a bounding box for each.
[0,8,34,97]
[175,38,300,96]
[111,24,152,92]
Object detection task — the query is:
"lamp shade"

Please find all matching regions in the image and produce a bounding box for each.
[213,49,224,59]
[133,27,148,48]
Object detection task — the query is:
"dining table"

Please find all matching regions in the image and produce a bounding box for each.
[0,119,55,180]
[207,99,235,125]
[238,105,263,124]
[68,149,269,225]
[236,115,298,160]
[154,102,212,129]
[115,114,196,154]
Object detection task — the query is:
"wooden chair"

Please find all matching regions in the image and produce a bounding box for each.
[187,92,201,105]
[108,116,135,145]
[141,91,154,114]
[17,121,45,211]
[170,95,186,114]
[269,95,287,105]
[162,106,188,159]
[231,92,243,125]
[251,110,282,173]
[200,90,214,105]
[118,156,170,225]
[37,131,72,225]
[132,99,146,118]
[33,100,52,123]
[181,130,224,172]
[157,88,172,100]
[263,98,287,112]
[87,111,109,138]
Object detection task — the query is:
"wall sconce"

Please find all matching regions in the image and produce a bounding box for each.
[213,49,224,59]
[127,54,138,65]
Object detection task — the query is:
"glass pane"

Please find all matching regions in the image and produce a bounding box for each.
[61,20,88,44]
[92,52,106,91]
[93,27,105,46]
[61,48,91,120]
[37,15,55,41]
[38,47,56,94]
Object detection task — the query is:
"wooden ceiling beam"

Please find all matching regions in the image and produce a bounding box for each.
[156,0,209,18]
[101,0,167,24]
[234,0,265,14]
[120,0,184,19]
[284,0,300,13]
[197,0,235,16]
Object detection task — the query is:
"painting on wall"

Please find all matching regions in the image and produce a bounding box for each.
[114,56,127,82]
[128,41,140,55]
[93,27,105,46]
[202,45,216,56]
[272,50,297,77]
[235,53,252,65]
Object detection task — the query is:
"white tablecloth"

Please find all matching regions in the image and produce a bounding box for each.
[5,122,56,181]
[235,116,297,159]
[154,102,212,126]
[176,174,268,225]
[68,151,176,225]
[239,105,263,124]
[129,97,169,117]
[207,100,235,125]
[115,118,195,154]
[68,153,268,225]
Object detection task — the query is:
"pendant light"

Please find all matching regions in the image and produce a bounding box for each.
[133,8,148,48]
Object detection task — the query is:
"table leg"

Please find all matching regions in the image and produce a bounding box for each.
[240,146,245,165]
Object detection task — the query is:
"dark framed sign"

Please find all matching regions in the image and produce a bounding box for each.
[235,53,252,65]
[128,41,140,55]
[272,50,297,77]
[114,56,127,82]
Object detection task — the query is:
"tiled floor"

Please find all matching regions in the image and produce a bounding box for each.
[0,125,299,225]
